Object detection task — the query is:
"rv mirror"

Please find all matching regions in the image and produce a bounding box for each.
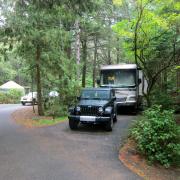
[138,78,142,85]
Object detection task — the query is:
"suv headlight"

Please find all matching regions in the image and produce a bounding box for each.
[98,107,103,113]
[76,106,81,112]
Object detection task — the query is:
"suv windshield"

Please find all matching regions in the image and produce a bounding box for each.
[100,69,136,88]
[81,90,110,100]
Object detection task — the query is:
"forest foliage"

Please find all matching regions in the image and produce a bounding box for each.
[0,89,22,104]
[131,105,180,167]
[0,0,179,115]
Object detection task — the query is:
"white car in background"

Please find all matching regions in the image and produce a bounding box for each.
[49,91,59,97]
[21,92,37,106]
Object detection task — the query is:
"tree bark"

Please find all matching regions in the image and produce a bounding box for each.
[75,19,81,79]
[93,36,98,87]
[107,19,112,65]
[144,94,151,107]
[134,2,144,65]
[31,69,35,113]
[177,69,180,91]
[107,46,111,65]
[116,37,120,64]
[36,45,44,116]
[81,37,87,88]
[162,68,167,92]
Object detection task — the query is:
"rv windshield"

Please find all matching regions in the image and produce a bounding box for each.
[100,69,136,88]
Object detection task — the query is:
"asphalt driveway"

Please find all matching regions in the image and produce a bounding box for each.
[0,104,141,180]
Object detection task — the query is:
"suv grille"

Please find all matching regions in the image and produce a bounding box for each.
[80,106,99,116]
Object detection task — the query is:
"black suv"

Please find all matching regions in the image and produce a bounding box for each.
[68,88,117,131]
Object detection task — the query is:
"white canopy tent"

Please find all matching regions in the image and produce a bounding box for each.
[0,81,25,94]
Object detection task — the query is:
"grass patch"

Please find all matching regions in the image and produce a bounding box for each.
[33,116,68,126]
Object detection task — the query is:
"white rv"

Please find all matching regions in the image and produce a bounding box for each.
[99,64,147,110]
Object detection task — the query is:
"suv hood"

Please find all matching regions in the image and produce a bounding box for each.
[78,100,109,107]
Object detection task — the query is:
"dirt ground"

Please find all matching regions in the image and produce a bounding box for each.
[12,106,55,128]
[119,139,180,180]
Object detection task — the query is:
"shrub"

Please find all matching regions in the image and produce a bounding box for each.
[151,90,174,110]
[0,92,7,103]
[8,89,23,103]
[45,97,68,118]
[131,105,180,167]
[0,89,23,104]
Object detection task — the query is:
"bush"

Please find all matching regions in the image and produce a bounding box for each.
[0,92,7,103]
[151,90,174,110]
[0,89,23,104]
[45,97,68,118]
[131,105,180,167]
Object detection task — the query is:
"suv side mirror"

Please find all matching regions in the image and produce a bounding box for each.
[96,79,100,85]
[77,96,80,100]
[138,78,142,85]
[112,96,116,101]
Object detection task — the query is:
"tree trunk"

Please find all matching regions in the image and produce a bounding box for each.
[177,68,180,91]
[31,70,35,113]
[107,47,111,65]
[82,37,87,88]
[93,36,98,87]
[163,68,167,92]
[144,94,151,108]
[65,44,71,60]
[36,45,44,116]
[75,19,81,79]
[107,19,111,65]
[134,5,143,65]
[116,37,120,64]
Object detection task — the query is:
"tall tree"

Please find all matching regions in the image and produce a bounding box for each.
[113,0,180,106]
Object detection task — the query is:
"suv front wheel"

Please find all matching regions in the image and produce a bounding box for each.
[69,119,79,130]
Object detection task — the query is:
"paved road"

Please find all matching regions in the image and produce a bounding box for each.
[0,104,141,180]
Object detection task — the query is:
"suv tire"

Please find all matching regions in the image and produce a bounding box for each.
[69,119,79,130]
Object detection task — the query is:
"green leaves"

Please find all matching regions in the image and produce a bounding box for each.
[112,0,123,6]
[113,20,133,38]
[112,0,180,108]
[0,89,22,104]
[131,105,180,167]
